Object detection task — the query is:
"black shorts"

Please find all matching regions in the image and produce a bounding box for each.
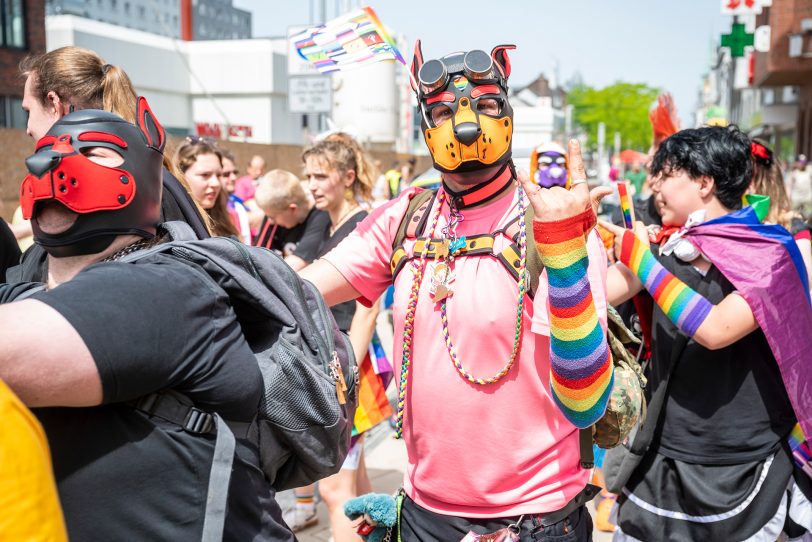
[399,495,593,542]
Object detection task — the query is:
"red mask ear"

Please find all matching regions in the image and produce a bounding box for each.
[490,44,516,80]
[136,96,166,153]
[410,39,424,93]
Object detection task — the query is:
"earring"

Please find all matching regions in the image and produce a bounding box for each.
[344,186,354,201]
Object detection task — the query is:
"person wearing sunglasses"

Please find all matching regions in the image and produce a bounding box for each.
[302,42,613,541]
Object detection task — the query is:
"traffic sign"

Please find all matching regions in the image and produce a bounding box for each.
[288,75,332,113]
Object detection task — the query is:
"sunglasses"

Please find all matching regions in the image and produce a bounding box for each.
[185,135,217,145]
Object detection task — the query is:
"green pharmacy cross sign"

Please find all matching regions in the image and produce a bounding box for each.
[721,23,754,58]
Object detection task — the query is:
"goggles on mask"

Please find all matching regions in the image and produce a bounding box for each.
[410,41,516,174]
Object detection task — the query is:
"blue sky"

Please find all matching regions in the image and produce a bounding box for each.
[234,0,731,128]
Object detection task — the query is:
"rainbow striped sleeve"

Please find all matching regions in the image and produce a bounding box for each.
[620,230,712,337]
[534,211,613,428]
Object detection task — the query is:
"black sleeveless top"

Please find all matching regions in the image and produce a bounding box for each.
[318,210,368,332]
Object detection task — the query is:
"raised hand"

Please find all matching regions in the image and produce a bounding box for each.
[519,139,612,222]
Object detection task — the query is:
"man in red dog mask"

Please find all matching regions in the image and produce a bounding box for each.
[0,101,294,541]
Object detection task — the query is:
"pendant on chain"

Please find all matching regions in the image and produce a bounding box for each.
[429,261,455,303]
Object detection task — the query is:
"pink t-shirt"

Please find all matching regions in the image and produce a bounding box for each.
[233,175,257,202]
[323,187,608,517]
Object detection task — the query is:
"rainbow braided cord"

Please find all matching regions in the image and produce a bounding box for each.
[439,185,528,385]
[620,230,712,337]
[535,210,613,428]
[394,191,446,439]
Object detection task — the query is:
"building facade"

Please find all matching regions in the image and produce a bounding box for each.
[47,0,181,38]
[754,0,812,159]
[1,0,46,130]
[510,73,569,153]
[696,4,806,163]
[191,0,249,40]
[45,0,250,41]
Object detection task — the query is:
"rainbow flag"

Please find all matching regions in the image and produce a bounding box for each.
[789,423,812,478]
[617,181,635,229]
[683,206,812,457]
[352,332,394,436]
[291,7,405,74]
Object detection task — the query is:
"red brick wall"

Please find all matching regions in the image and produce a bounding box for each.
[755,0,812,86]
[0,0,46,97]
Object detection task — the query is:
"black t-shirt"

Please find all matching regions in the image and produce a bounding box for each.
[649,249,796,465]
[0,220,20,283]
[1,255,293,541]
[319,210,368,332]
[254,208,330,264]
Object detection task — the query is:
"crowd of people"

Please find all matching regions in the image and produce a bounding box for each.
[0,42,811,542]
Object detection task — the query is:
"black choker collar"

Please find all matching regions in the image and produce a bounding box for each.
[441,163,514,210]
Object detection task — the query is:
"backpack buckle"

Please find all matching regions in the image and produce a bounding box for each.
[184,407,215,434]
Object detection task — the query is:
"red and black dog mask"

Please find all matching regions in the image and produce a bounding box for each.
[21,97,165,257]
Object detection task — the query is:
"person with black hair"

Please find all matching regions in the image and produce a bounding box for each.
[601,125,812,541]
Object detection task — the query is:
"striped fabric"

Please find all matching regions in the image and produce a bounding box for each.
[352,333,394,436]
[534,214,613,428]
[620,230,712,337]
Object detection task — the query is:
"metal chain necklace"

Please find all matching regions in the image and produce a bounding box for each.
[394,185,528,438]
[101,235,162,262]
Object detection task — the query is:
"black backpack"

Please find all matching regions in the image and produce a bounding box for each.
[122,221,357,540]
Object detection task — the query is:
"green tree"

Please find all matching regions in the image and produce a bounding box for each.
[568,82,660,152]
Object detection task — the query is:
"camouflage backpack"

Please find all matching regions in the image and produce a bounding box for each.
[391,189,648,468]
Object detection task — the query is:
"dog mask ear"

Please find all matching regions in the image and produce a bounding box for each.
[410,39,424,93]
[136,96,166,153]
[490,44,516,80]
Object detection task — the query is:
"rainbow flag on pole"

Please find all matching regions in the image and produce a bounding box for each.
[352,332,394,436]
[291,6,405,74]
[617,181,635,229]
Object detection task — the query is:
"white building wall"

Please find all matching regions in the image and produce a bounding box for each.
[331,60,398,146]
[44,16,309,144]
[512,102,556,151]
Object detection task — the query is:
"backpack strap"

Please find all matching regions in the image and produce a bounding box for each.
[129,392,250,542]
[579,427,595,469]
[390,189,437,276]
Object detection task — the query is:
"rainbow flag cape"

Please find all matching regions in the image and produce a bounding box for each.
[683,206,812,449]
[291,7,405,74]
[352,332,394,436]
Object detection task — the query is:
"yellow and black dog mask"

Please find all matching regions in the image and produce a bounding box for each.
[410,41,515,173]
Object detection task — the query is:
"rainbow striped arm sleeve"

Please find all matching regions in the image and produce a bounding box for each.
[619,230,712,337]
[534,210,613,428]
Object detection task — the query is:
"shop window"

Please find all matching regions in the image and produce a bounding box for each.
[1,0,26,49]
[0,96,26,130]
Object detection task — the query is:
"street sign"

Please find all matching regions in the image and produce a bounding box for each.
[288,75,332,113]
[721,0,765,15]
[721,22,754,58]
[754,25,771,52]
